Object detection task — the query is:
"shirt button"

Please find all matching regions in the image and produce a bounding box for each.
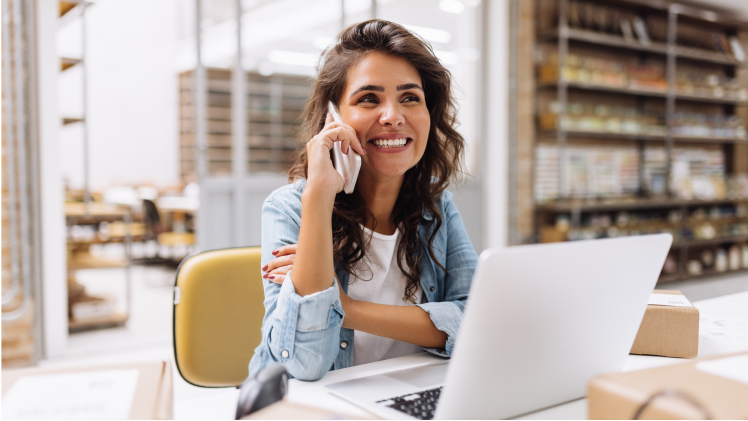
[430,286,435,292]
[281,350,289,358]
[340,341,348,349]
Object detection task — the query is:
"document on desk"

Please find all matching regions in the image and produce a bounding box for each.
[2,369,139,420]
[647,293,692,307]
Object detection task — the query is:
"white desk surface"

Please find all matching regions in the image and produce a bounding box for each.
[178,290,748,419]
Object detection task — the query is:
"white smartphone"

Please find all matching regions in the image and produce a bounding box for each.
[328,101,361,194]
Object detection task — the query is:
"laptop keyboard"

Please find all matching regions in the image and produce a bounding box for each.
[376,387,442,420]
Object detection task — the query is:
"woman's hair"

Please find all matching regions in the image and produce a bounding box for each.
[288,19,466,302]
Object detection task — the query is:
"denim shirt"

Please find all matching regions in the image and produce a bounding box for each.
[248,179,478,381]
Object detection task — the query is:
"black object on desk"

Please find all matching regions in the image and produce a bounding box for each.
[235,363,288,419]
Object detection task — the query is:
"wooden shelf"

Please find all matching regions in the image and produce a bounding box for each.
[68,312,128,332]
[538,130,748,144]
[537,198,748,213]
[539,82,748,105]
[679,235,748,248]
[60,57,81,72]
[65,202,130,223]
[539,27,746,67]
[68,254,129,270]
[62,117,84,125]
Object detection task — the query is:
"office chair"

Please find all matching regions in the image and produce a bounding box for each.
[172,246,266,387]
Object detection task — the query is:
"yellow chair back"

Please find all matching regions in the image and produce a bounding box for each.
[172,247,264,387]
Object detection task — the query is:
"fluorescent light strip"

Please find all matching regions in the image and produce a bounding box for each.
[404,24,452,44]
[267,50,320,67]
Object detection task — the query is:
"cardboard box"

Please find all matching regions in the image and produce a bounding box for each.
[630,289,699,359]
[588,351,748,419]
[1,360,172,419]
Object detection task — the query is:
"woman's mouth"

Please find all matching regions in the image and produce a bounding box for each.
[370,138,411,149]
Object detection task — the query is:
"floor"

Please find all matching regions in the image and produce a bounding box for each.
[35,261,748,419]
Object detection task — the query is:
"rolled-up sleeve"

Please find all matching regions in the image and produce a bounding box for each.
[268,271,344,380]
[249,190,344,381]
[415,191,478,357]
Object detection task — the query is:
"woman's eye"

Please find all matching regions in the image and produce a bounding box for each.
[402,94,421,103]
[358,94,378,104]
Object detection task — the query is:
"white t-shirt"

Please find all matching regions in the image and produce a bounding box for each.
[346,226,423,366]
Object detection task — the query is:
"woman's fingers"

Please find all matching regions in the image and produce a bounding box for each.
[263,254,295,273]
[272,244,297,257]
[266,274,285,284]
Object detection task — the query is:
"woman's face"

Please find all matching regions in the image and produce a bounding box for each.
[338,52,430,181]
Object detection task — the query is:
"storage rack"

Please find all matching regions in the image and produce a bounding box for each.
[178,68,310,182]
[532,0,748,283]
[58,1,134,331]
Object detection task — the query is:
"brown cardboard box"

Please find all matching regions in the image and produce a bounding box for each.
[588,351,748,419]
[630,289,699,359]
[1,360,173,419]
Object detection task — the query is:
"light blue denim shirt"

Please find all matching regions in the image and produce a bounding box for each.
[248,179,478,381]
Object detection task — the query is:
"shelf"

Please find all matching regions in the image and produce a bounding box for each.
[68,254,129,270]
[65,202,130,223]
[68,312,128,333]
[60,57,81,72]
[62,117,84,125]
[538,130,748,144]
[539,82,748,105]
[536,198,748,213]
[679,235,748,248]
[539,27,746,66]
[668,267,748,283]
[539,28,668,55]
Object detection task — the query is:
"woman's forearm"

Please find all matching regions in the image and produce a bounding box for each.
[292,184,337,297]
[344,301,448,349]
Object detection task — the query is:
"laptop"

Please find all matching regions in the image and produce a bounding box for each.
[325,234,673,419]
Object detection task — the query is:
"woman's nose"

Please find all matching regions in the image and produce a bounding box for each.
[379,104,404,127]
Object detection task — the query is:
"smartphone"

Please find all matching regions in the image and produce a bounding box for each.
[328,101,361,194]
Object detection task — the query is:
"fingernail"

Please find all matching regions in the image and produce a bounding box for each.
[269,275,275,280]
[272,249,279,255]
[362,148,367,155]
[262,264,268,271]
[263,273,269,278]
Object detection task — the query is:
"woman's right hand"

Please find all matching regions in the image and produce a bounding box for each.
[305,113,366,195]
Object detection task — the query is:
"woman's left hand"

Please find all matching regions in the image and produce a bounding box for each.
[262,244,297,284]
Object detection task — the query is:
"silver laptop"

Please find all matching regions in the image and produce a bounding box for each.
[325,234,673,419]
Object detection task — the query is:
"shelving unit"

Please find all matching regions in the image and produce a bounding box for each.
[178,68,310,182]
[529,0,748,283]
[58,0,133,332]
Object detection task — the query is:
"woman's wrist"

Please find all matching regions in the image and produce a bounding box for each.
[302,182,337,208]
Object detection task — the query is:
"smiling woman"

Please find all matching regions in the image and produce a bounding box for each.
[248,20,478,381]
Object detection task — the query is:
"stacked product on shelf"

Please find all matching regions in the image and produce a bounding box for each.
[178,68,310,182]
[531,0,748,283]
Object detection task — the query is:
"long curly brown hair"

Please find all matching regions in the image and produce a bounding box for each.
[288,19,466,302]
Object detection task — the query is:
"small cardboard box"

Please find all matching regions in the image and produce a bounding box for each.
[1,360,173,419]
[630,289,699,358]
[588,351,748,419]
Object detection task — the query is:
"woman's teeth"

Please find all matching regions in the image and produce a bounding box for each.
[372,138,408,148]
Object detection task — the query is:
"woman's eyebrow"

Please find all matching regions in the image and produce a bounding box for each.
[349,84,384,98]
[397,83,423,91]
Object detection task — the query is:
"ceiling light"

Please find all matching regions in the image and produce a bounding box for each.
[434,50,459,66]
[404,25,452,44]
[267,50,319,67]
[439,0,464,14]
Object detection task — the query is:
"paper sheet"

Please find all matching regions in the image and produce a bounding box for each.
[696,354,748,386]
[700,329,748,345]
[700,315,748,330]
[2,369,140,420]
[648,293,692,307]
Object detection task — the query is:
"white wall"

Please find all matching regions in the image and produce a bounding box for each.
[57,0,180,190]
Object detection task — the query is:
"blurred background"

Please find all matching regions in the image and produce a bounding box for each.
[2,0,748,416]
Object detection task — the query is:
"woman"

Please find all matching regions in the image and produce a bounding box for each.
[249,19,478,381]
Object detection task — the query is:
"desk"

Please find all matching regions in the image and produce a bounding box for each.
[285,290,748,420]
[177,291,748,419]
